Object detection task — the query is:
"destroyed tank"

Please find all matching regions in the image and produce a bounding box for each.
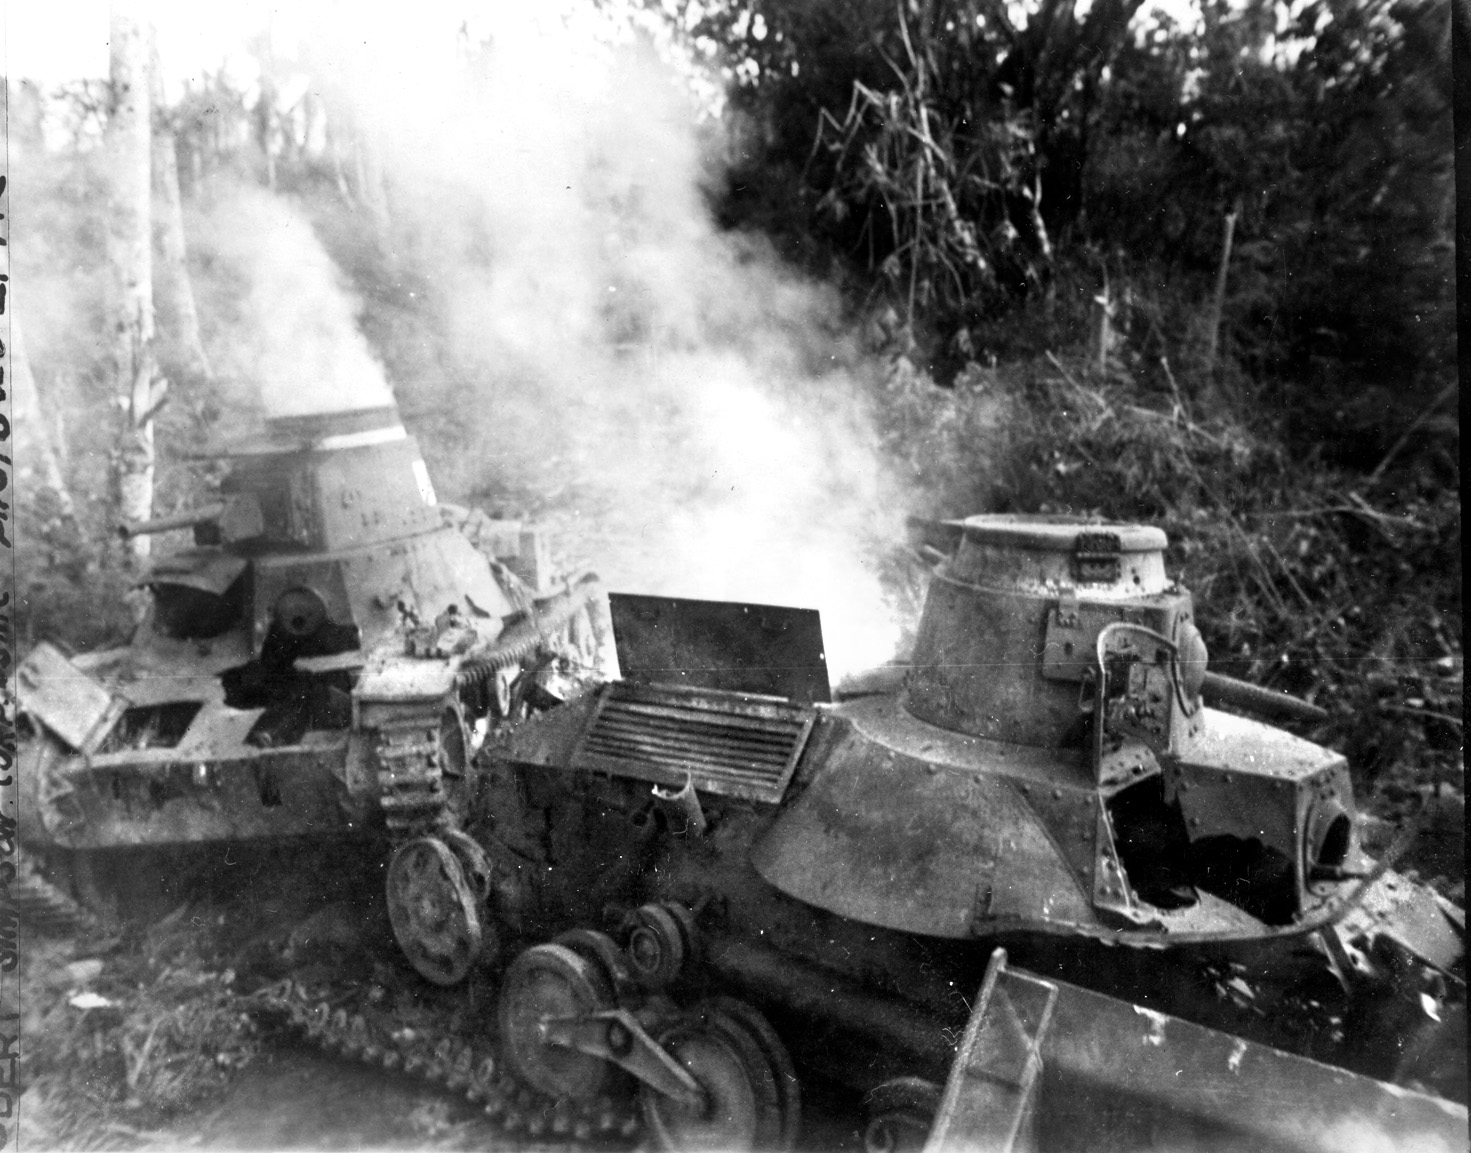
[373,514,1465,1151]
[15,404,603,914]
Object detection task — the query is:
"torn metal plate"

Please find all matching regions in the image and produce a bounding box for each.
[16,642,126,753]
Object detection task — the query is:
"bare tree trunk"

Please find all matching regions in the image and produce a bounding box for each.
[107,6,162,564]
[150,45,212,387]
[1203,198,1241,377]
[1092,275,1114,375]
[9,320,76,522]
[255,77,279,190]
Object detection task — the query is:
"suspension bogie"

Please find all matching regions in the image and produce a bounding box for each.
[492,903,802,1151]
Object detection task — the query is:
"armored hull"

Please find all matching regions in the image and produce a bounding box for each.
[451,515,1464,1149]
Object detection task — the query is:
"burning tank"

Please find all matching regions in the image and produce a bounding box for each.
[15,404,604,940]
[380,514,1464,1150]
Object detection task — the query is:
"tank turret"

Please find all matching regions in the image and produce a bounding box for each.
[751,516,1374,934]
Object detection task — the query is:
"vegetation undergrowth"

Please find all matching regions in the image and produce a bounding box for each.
[18,912,258,1149]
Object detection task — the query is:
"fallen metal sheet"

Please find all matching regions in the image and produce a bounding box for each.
[355,657,457,703]
[927,949,1056,1152]
[16,642,126,753]
[926,950,1468,1153]
[117,673,225,709]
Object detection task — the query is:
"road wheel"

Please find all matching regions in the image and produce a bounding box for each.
[498,942,622,1101]
[641,1001,794,1151]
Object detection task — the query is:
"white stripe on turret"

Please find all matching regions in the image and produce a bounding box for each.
[315,425,409,450]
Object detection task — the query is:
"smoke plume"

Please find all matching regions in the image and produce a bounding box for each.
[254,7,909,675]
[190,184,396,419]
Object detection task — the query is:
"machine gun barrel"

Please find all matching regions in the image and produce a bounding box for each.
[118,502,227,539]
[1201,670,1328,724]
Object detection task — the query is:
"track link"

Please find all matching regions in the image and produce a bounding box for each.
[375,719,451,840]
[10,854,95,936]
[249,978,642,1148]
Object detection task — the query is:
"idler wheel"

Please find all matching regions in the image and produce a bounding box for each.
[622,902,698,989]
[640,1002,793,1151]
[862,1077,940,1153]
[386,836,483,986]
[498,942,622,1101]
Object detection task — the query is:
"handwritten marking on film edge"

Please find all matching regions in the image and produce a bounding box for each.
[0,169,19,1151]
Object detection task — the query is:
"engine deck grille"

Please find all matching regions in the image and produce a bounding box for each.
[571,682,816,804]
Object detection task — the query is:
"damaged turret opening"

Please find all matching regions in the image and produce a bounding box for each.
[1105,774,1316,925]
[1105,776,1196,911]
[1308,801,1353,877]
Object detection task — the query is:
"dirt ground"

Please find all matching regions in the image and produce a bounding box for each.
[12,809,1464,1151]
[15,889,867,1153]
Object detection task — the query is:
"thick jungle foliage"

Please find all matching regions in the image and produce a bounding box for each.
[690,0,1453,427]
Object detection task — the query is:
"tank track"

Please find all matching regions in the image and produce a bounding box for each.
[10,854,95,937]
[375,719,452,841]
[249,977,642,1147]
[375,578,603,843]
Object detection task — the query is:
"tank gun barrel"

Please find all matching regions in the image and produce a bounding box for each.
[118,502,227,539]
[1201,670,1328,724]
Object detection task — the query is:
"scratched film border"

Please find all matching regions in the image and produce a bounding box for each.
[1,60,22,1151]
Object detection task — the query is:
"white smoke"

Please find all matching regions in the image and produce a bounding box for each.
[229,5,907,676]
[190,184,395,419]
